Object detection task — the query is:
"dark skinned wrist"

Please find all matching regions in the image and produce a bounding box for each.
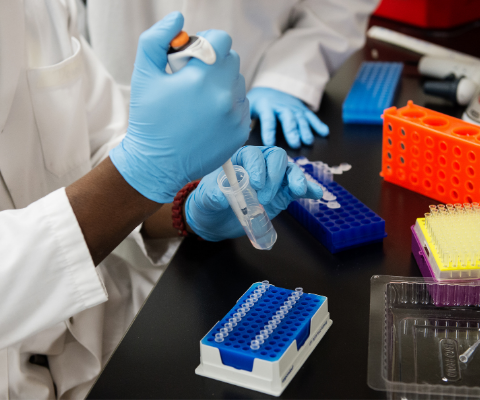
[66,157,162,266]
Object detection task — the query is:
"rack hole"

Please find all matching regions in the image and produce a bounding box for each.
[466,181,474,192]
[424,179,432,189]
[425,151,433,162]
[388,123,392,132]
[451,190,459,200]
[453,161,461,172]
[452,176,460,186]
[424,165,432,175]
[466,195,473,203]
[438,170,446,180]
[425,137,434,147]
[440,142,447,152]
[400,142,405,151]
[399,156,405,165]
[409,174,418,185]
[410,160,419,171]
[468,151,476,162]
[453,127,479,136]
[467,166,475,177]
[412,131,420,143]
[387,152,392,160]
[411,146,419,157]
[400,127,406,136]
[423,117,448,127]
[439,156,447,166]
[454,146,462,157]
[437,184,445,194]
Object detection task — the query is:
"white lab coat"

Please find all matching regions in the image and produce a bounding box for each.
[0,0,181,398]
[87,0,380,111]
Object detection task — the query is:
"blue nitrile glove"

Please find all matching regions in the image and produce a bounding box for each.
[247,87,329,149]
[110,12,250,203]
[185,146,323,241]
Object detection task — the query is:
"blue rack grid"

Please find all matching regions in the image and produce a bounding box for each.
[287,158,387,253]
[342,61,403,124]
[201,283,325,372]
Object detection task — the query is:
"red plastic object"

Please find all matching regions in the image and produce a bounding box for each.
[374,0,480,29]
[381,101,480,204]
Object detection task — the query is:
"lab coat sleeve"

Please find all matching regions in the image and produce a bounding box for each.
[0,188,108,349]
[250,0,380,110]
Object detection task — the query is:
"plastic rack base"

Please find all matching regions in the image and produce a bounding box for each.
[195,283,332,396]
[342,61,403,124]
[287,181,386,253]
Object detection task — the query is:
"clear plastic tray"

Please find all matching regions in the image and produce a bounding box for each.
[368,276,480,399]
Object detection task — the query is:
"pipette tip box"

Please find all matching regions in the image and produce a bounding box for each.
[412,203,480,283]
[287,158,386,253]
[195,282,332,396]
[342,61,403,124]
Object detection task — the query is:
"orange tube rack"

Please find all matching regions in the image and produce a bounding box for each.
[381,101,479,204]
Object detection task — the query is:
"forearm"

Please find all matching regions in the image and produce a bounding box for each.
[141,199,194,239]
[66,157,162,265]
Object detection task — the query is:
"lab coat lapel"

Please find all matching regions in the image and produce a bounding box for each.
[0,0,25,134]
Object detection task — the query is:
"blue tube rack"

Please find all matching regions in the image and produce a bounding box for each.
[287,158,387,253]
[196,282,332,396]
[342,61,403,124]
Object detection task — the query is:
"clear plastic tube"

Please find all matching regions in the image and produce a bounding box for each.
[218,166,277,250]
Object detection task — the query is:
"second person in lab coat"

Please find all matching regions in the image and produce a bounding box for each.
[87,0,380,149]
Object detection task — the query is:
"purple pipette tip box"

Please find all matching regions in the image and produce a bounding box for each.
[411,226,480,306]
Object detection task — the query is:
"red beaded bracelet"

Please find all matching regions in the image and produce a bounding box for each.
[172,180,200,237]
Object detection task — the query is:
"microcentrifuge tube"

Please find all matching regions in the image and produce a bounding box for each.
[280,305,289,313]
[215,333,225,342]
[255,335,265,344]
[220,328,229,337]
[229,318,238,327]
[327,201,341,209]
[295,287,304,295]
[262,280,270,287]
[339,162,352,172]
[322,191,337,201]
[260,330,269,338]
[250,340,260,350]
[268,315,280,329]
[263,325,273,333]
[234,312,244,319]
[245,298,254,306]
[224,323,233,332]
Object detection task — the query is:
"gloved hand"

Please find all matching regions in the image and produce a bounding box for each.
[247,87,329,149]
[110,12,250,203]
[185,146,323,241]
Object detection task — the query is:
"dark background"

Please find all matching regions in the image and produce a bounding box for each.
[88,17,480,400]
